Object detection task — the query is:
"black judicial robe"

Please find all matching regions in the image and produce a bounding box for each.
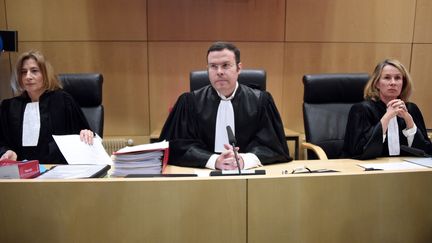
[159,84,291,168]
[343,100,432,160]
[0,90,90,164]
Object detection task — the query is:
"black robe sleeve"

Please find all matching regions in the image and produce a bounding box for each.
[159,92,214,168]
[406,103,432,155]
[239,91,291,164]
[343,102,384,159]
[159,85,291,168]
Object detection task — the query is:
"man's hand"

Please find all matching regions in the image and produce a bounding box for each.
[0,150,17,161]
[215,144,244,170]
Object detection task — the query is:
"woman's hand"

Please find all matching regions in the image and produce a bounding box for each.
[0,150,18,161]
[387,99,414,129]
[80,129,95,145]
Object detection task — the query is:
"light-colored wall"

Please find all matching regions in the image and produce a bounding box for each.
[1,0,431,139]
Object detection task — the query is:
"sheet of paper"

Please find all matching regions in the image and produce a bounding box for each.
[37,164,109,179]
[194,169,211,177]
[403,158,432,168]
[358,162,426,170]
[53,135,112,165]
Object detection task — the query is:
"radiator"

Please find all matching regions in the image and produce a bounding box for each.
[102,138,134,155]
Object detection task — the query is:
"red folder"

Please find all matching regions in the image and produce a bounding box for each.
[0,160,40,179]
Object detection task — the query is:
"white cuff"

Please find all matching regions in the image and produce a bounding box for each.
[402,124,417,147]
[205,154,219,169]
[240,153,262,170]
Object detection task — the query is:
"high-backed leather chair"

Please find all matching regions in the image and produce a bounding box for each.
[58,73,104,137]
[190,69,266,91]
[151,69,267,143]
[303,73,369,160]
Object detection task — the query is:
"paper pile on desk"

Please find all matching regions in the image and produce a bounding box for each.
[111,141,169,177]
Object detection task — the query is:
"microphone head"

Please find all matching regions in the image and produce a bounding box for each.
[400,145,428,157]
[226,125,237,144]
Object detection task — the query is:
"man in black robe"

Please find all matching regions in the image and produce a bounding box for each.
[159,42,291,170]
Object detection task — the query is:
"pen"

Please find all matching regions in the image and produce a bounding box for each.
[364,167,383,171]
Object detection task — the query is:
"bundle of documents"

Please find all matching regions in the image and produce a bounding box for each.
[0,159,40,179]
[111,141,169,177]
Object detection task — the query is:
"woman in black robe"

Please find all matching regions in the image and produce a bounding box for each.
[0,51,95,164]
[343,59,432,159]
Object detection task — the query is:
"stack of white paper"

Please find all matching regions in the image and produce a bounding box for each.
[111,141,169,177]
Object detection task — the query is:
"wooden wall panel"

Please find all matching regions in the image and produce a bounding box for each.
[413,0,432,43]
[148,42,208,132]
[2,0,432,139]
[5,0,147,41]
[0,0,5,29]
[409,44,432,129]
[0,53,13,99]
[0,0,12,99]
[11,42,149,136]
[283,43,412,132]
[286,0,415,42]
[148,42,285,133]
[148,0,285,41]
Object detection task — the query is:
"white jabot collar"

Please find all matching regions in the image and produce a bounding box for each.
[22,102,41,147]
[387,117,400,155]
[214,82,238,152]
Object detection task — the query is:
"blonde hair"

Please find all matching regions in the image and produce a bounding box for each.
[11,50,61,95]
[364,59,412,102]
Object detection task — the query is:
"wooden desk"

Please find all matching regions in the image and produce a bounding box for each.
[151,128,300,160]
[247,158,432,243]
[0,177,246,243]
[1,158,432,243]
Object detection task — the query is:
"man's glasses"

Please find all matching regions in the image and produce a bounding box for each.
[208,63,236,71]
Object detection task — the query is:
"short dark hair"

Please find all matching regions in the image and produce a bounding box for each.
[207,41,240,65]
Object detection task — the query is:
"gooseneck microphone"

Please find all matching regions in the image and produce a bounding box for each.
[400,145,430,157]
[226,125,241,174]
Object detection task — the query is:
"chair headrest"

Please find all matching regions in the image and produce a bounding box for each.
[190,69,266,91]
[303,73,369,103]
[58,73,103,107]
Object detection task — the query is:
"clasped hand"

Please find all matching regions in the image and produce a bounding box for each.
[215,144,244,170]
[386,99,414,128]
[386,99,408,118]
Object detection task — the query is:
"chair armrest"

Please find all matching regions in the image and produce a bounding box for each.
[301,142,328,160]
